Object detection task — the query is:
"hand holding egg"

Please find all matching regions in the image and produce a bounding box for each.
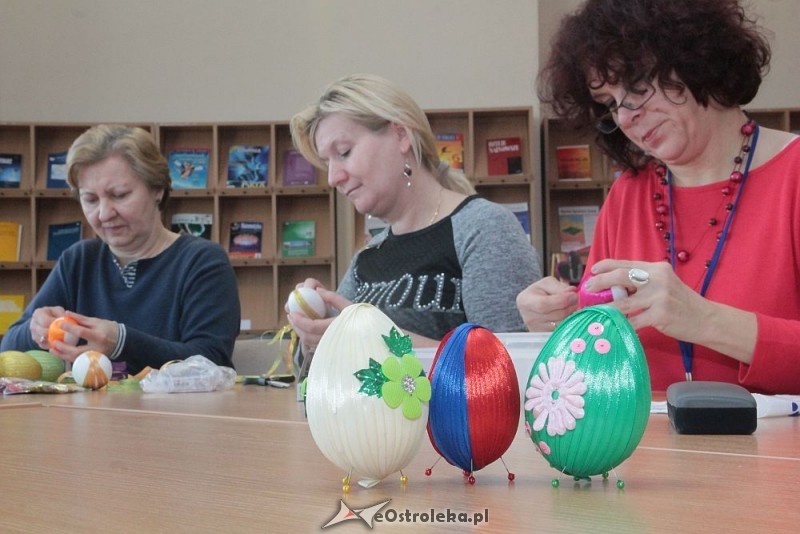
[48,316,80,347]
[287,287,328,320]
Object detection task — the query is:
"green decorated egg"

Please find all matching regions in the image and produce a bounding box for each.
[0,350,43,380]
[524,305,650,486]
[26,350,66,382]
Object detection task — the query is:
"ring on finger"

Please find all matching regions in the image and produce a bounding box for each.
[628,268,650,286]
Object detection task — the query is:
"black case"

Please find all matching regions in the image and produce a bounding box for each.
[666,381,757,435]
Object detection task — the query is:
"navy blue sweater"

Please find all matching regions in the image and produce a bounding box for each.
[1,235,240,374]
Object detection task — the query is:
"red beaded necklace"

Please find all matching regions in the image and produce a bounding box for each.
[652,119,757,271]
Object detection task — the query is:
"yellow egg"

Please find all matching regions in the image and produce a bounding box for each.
[26,350,66,382]
[0,350,43,380]
[72,351,113,389]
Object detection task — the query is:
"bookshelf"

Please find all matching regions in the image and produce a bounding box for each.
[541,107,800,274]
[0,121,335,337]
[342,107,541,271]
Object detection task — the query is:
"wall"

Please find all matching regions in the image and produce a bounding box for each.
[0,0,541,122]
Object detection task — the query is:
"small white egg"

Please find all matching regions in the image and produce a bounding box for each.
[72,351,113,389]
[287,287,327,319]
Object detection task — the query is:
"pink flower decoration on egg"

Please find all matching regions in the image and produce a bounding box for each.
[570,338,586,353]
[539,441,551,455]
[588,322,604,336]
[594,339,611,354]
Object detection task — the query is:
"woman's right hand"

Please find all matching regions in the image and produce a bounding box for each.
[29,305,67,349]
[516,276,579,331]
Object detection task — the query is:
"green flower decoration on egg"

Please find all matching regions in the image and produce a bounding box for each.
[353,327,430,420]
[380,354,431,420]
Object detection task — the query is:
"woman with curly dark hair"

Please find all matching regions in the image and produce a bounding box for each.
[517,0,800,394]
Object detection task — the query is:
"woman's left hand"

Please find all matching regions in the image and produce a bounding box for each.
[47,311,119,362]
[587,259,715,342]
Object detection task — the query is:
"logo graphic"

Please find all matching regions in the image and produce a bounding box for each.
[322,499,392,529]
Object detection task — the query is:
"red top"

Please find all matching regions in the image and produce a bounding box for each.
[588,138,800,394]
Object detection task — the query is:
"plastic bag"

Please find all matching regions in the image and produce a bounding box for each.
[140,355,237,393]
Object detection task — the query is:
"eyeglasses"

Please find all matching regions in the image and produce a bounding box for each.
[593,79,656,134]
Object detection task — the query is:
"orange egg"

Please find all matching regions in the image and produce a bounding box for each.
[48,316,79,346]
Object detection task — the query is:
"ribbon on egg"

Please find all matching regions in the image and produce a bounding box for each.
[426,323,520,484]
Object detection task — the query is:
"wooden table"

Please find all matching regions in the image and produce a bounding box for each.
[1,387,798,533]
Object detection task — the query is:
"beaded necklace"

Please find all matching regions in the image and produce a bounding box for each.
[654,119,759,380]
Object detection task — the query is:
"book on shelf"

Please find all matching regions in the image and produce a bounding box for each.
[608,159,625,182]
[556,145,593,181]
[487,137,523,176]
[47,151,69,189]
[281,220,315,257]
[228,221,263,258]
[47,221,82,261]
[171,213,212,240]
[364,214,389,241]
[550,251,587,286]
[0,221,22,261]
[168,148,209,190]
[435,133,464,171]
[500,202,531,240]
[283,149,316,186]
[0,294,25,335]
[558,205,599,253]
[0,154,22,189]
[227,145,269,188]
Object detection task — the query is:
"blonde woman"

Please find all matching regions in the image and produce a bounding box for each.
[289,74,542,351]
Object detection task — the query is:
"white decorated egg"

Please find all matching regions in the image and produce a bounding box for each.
[72,351,113,390]
[287,287,327,319]
[306,303,430,489]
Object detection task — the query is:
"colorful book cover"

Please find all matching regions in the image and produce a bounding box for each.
[558,205,599,252]
[168,148,209,190]
[281,220,315,257]
[608,159,625,182]
[0,294,25,334]
[46,151,69,189]
[0,154,22,189]
[364,214,389,239]
[0,221,22,261]
[227,145,269,188]
[487,137,523,176]
[283,149,317,186]
[171,213,212,240]
[47,221,82,261]
[229,221,263,257]
[435,133,464,171]
[501,202,531,240]
[556,145,593,181]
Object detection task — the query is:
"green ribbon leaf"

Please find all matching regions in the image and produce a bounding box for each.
[382,327,413,357]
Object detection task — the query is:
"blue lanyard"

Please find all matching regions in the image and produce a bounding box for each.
[667,124,760,380]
